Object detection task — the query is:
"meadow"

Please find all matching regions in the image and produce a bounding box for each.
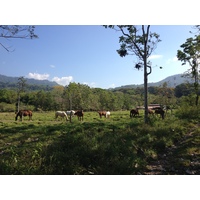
[0,110,199,175]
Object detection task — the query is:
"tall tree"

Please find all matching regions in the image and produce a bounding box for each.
[177,34,200,106]
[104,25,161,123]
[16,76,27,112]
[0,25,38,51]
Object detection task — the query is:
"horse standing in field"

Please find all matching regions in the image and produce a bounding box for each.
[74,110,84,121]
[130,108,139,118]
[148,108,154,115]
[98,111,110,118]
[98,111,107,118]
[65,110,75,117]
[106,111,110,118]
[15,110,33,121]
[55,111,69,121]
[154,108,165,119]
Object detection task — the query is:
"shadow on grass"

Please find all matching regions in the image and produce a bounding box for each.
[1,120,198,175]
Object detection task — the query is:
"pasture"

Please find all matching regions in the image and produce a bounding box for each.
[0,110,199,175]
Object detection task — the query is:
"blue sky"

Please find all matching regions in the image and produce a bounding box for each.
[0,25,194,89]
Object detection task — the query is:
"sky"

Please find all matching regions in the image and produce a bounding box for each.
[0,25,195,89]
[0,1,199,90]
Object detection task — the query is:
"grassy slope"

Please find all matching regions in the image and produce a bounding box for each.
[0,111,199,175]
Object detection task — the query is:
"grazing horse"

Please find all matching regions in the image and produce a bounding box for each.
[65,110,75,116]
[130,109,139,118]
[106,111,110,118]
[98,111,111,118]
[154,108,165,119]
[55,111,69,121]
[74,110,84,121]
[15,110,33,121]
[148,108,154,115]
[98,111,107,118]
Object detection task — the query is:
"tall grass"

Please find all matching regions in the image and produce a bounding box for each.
[0,110,198,174]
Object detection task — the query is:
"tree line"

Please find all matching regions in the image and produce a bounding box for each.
[0,81,198,112]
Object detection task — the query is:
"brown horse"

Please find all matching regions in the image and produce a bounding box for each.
[98,111,110,118]
[15,110,33,121]
[154,108,165,119]
[74,110,84,121]
[98,111,107,118]
[130,109,139,118]
[148,108,154,115]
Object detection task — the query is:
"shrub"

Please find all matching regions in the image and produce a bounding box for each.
[175,104,200,120]
[0,103,15,112]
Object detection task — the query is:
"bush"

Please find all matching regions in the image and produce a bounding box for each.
[175,104,200,120]
[0,103,15,112]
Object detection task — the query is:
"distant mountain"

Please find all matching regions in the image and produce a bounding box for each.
[0,74,59,90]
[113,74,193,90]
[0,73,194,91]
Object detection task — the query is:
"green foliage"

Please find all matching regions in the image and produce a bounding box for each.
[177,34,200,105]
[175,104,200,120]
[0,110,199,175]
[0,102,15,112]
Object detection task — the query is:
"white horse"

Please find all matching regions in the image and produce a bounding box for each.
[65,110,75,117]
[55,111,69,121]
[106,111,110,118]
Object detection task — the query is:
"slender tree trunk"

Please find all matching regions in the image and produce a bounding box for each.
[17,94,20,112]
[143,25,150,124]
[69,96,72,123]
[194,59,199,106]
[144,58,148,123]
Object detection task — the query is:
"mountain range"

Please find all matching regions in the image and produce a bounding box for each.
[113,74,193,90]
[0,74,58,86]
[0,73,194,90]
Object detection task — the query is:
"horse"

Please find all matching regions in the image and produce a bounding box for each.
[130,108,139,118]
[15,110,33,121]
[98,111,106,118]
[98,111,110,118]
[106,111,110,118]
[65,110,75,117]
[55,111,69,121]
[148,108,154,115]
[154,108,165,119]
[74,110,84,121]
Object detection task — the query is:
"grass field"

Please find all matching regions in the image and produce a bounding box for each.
[0,110,199,174]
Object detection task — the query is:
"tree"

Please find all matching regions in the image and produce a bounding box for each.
[104,25,161,123]
[177,34,200,106]
[0,25,38,51]
[16,76,27,112]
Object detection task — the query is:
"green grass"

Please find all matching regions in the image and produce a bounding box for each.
[0,110,199,174]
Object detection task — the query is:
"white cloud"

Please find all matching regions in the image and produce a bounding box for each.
[83,82,96,88]
[172,56,178,62]
[109,83,115,88]
[149,55,163,60]
[50,65,55,68]
[28,72,50,80]
[167,56,178,64]
[52,76,73,86]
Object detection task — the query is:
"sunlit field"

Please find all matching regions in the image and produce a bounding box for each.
[0,110,199,175]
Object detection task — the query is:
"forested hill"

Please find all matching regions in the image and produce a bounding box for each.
[112,74,193,90]
[0,73,194,91]
[0,74,59,90]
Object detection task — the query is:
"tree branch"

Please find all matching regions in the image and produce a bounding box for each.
[118,25,144,59]
[0,42,9,52]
